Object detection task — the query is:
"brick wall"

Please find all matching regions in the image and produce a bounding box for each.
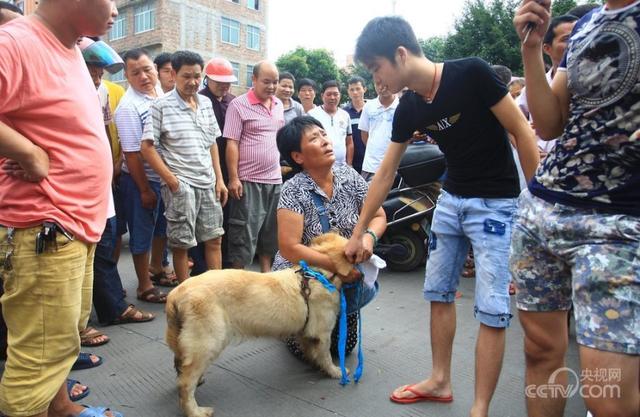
[109,0,268,92]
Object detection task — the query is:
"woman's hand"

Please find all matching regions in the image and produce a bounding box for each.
[361,233,375,262]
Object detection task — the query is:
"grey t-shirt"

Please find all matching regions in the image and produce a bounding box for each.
[142,89,221,188]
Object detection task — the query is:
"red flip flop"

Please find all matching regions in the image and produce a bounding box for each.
[390,384,454,404]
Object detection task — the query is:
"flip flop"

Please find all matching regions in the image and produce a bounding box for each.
[72,352,103,370]
[76,406,123,417]
[67,379,90,402]
[390,384,453,404]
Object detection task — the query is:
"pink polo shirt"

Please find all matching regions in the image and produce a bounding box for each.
[0,17,111,243]
[223,89,284,184]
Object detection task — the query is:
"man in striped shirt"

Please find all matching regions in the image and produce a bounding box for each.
[141,51,227,282]
[224,61,285,272]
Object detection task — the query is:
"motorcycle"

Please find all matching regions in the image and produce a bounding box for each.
[379,142,446,272]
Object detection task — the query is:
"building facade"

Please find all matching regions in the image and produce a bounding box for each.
[109,0,267,93]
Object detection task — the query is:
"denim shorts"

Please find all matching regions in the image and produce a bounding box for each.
[510,190,639,354]
[424,189,517,328]
[119,173,162,255]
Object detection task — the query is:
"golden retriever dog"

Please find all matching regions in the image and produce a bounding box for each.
[166,232,354,417]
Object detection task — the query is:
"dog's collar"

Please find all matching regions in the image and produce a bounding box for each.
[295,265,338,332]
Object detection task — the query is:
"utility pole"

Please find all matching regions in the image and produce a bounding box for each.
[391,0,397,14]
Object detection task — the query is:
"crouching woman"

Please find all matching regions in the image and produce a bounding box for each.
[273,115,387,358]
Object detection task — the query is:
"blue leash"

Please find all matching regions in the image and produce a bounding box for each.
[298,260,364,385]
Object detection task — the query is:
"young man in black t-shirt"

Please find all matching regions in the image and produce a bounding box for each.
[345,16,538,417]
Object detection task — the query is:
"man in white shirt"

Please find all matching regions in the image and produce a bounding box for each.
[516,14,578,158]
[308,80,353,165]
[360,81,399,181]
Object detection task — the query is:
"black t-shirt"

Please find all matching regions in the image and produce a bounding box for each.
[392,57,519,198]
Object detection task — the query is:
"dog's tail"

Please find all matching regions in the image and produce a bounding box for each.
[165,291,183,375]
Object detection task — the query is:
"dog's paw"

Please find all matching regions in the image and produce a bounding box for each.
[189,406,214,417]
[325,365,344,379]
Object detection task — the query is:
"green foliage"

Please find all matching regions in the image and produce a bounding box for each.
[442,0,523,74]
[420,36,447,62]
[552,0,578,16]
[339,63,376,101]
[275,47,340,88]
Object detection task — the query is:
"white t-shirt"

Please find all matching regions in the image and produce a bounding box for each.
[307,106,352,164]
[359,96,399,173]
[516,69,558,153]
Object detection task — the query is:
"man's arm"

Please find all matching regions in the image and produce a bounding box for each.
[0,122,49,182]
[491,94,539,182]
[123,152,157,209]
[139,140,179,191]
[514,0,570,139]
[210,144,228,206]
[345,135,354,166]
[345,140,408,262]
[225,139,242,200]
[361,130,369,145]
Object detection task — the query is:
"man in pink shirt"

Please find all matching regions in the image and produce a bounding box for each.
[224,61,284,272]
[0,1,122,417]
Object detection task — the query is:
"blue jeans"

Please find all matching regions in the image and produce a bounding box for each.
[424,189,517,328]
[92,217,128,324]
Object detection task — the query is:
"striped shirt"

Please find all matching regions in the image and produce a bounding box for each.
[114,86,163,182]
[142,89,220,189]
[223,89,284,184]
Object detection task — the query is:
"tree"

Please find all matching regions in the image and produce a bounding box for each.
[276,47,340,88]
[339,63,376,101]
[442,0,523,74]
[420,36,447,62]
[552,0,578,16]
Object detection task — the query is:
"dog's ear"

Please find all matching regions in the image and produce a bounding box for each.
[310,233,353,276]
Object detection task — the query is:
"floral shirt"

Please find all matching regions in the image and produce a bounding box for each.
[529,2,640,216]
[272,164,368,271]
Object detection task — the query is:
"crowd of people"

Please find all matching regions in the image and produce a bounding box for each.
[0,0,637,417]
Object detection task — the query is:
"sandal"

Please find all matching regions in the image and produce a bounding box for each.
[67,379,90,402]
[72,352,103,370]
[80,327,110,347]
[150,271,179,287]
[136,286,167,304]
[111,304,155,324]
[509,282,516,295]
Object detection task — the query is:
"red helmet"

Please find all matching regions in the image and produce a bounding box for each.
[204,57,237,83]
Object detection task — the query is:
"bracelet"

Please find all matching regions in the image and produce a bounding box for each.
[364,228,378,247]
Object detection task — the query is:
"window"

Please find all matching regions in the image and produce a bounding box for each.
[247,0,259,10]
[246,65,253,87]
[221,17,240,45]
[246,25,260,51]
[231,62,240,86]
[229,0,239,3]
[134,3,155,34]
[110,14,126,41]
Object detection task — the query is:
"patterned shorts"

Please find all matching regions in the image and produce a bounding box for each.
[510,190,639,355]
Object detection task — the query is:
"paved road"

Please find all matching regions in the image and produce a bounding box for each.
[37,252,589,416]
